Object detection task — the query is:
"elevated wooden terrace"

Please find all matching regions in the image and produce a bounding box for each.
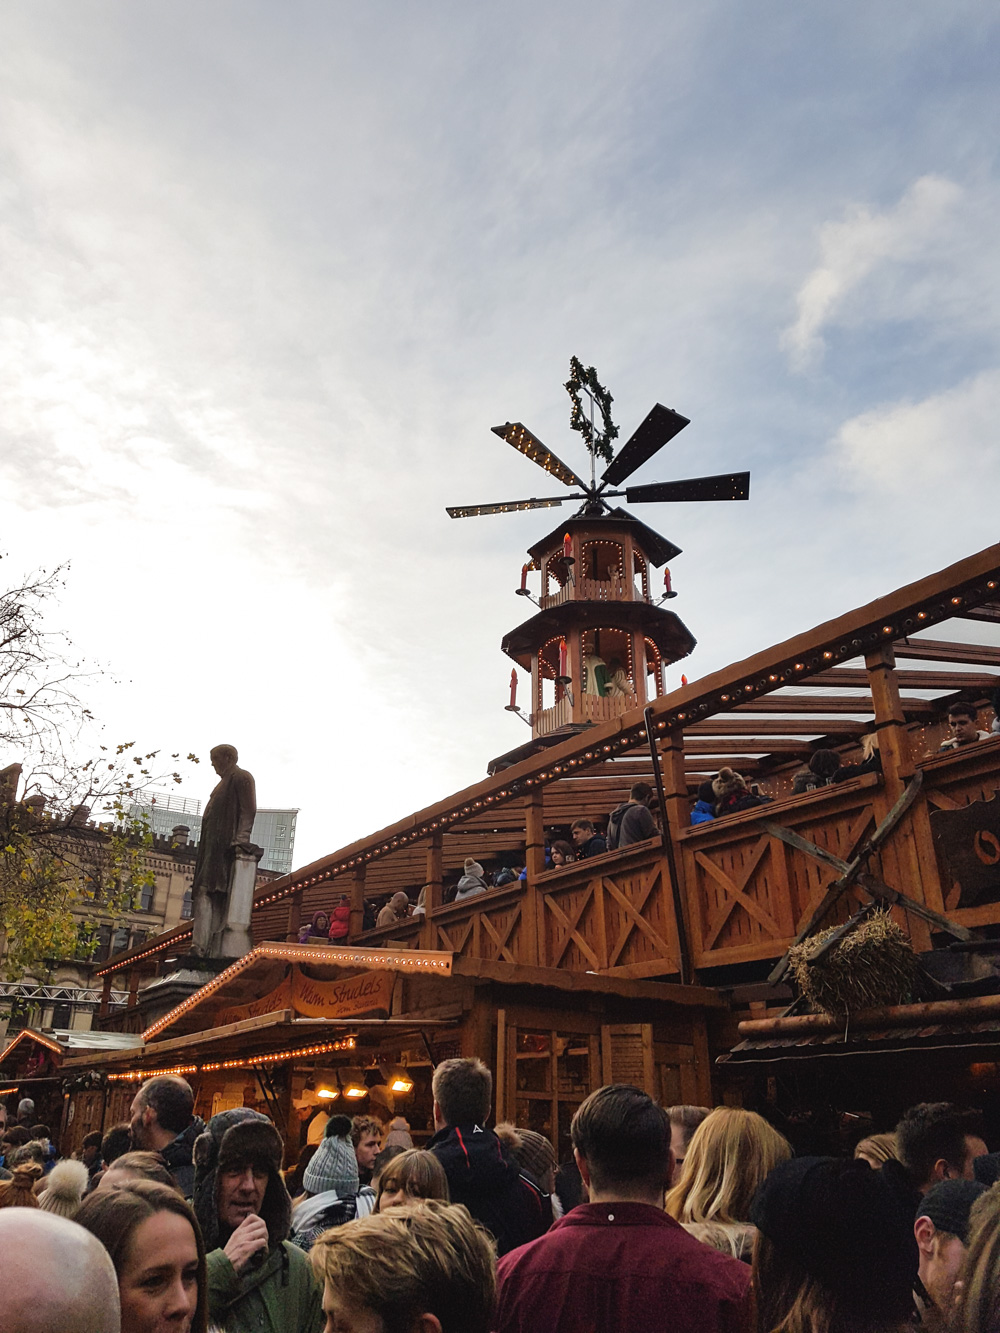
[100,544,1000,1002]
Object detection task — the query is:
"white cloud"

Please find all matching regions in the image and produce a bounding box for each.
[782,175,964,370]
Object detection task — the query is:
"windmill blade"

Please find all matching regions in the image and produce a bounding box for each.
[446,496,572,519]
[600,403,690,487]
[625,471,750,504]
[491,422,588,490]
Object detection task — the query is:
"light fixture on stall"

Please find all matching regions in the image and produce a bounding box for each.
[338,1067,368,1099]
[379,1062,414,1095]
[314,1069,340,1100]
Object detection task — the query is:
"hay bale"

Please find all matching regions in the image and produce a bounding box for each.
[788,909,933,1018]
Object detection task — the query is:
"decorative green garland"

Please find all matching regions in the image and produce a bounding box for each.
[565,356,618,464]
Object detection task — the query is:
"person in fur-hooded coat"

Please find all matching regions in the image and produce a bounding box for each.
[193,1108,322,1333]
[712,767,771,818]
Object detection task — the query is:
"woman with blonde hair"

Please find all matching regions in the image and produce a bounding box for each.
[853,1132,899,1169]
[376,1148,450,1212]
[665,1107,791,1229]
[955,1183,1000,1333]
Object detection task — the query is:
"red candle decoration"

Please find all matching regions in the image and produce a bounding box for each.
[562,531,572,560]
[681,674,688,686]
[559,639,568,677]
[520,563,529,591]
[509,669,518,708]
[663,567,673,594]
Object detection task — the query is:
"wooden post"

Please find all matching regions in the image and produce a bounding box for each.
[522,791,544,966]
[127,970,140,1009]
[649,716,692,983]
[349,866,367,939]
[285,888,303,944]
[99,972,112,1019]
[865,643,931,950]
[420,832,443,950]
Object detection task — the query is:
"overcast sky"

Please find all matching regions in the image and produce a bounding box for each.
[2,3,999,865]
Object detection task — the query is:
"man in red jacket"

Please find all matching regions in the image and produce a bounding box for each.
[493,1084,751,1333]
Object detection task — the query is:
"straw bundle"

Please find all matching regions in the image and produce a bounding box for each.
[788,909,932,1018]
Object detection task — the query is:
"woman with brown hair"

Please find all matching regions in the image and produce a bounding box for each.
[77,1178,208,1333]
[0,1158,42,1208]
[376,1148,450,1212]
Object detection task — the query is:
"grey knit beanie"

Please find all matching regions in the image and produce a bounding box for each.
[303,1114,359,1196]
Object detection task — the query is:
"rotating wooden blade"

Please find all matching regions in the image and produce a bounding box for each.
[491,422,588,490]
[446,496,572,519]
[601,403,690,487]
[625,471,750,504]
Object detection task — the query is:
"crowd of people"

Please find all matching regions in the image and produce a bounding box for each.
[3,1069,1000,1332]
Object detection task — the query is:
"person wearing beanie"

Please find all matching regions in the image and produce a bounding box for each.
[37,1158,89,1219]
[192,1107,322,1333]
[496,1123,559,1220]
[288,1114,375,1253]
[750,1155,918,1333]
[691,780,717,826]
[914,1179,987,1331]
[454,858,489,901]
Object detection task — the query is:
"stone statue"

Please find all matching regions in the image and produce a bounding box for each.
[190,744,260,961]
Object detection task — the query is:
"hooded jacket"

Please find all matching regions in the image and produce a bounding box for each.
[160,1115,205,1200]
[428,1123,550,1256]
[328,901,351,940]
[606,800,657,849]
[193,1109,322,1333]
[690,800,716,826]
[454,872,489,901]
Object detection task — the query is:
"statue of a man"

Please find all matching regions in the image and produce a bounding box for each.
[190,744,257,959]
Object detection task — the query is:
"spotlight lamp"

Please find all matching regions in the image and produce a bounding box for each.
[379,1061,414,1095]
[338,1067,368,1099]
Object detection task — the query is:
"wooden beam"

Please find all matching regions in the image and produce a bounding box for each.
[687,718,868,736]
[683,737,817,754]
[893,638,1000,667]
[733,695,938,715]
[958,603,1000,625]
[812,668,997,691]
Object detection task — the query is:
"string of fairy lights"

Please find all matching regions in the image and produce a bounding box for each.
[96,573,1000,977]
[106,1036,358,1082]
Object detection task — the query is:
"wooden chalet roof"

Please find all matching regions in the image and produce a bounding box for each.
[100,541,1000,976]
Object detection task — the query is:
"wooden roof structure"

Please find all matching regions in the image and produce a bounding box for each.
[99,542,1000,992]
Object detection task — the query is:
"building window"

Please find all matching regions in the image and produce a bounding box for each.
[139,882,154,912]
[52,1001,71,1029]
[112,927,130,956]
[94,925,113,962]
[130,929,148,951]
[182,889,193,919]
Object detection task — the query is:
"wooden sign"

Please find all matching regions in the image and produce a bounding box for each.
[930,791,1000,909]
[215,967,394,1028]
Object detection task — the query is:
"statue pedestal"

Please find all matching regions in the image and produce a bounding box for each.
[220,844,263,959]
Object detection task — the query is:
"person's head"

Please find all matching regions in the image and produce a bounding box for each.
[130,1076,195,1152]
[208,744,238,776]
[629,782,654,805]
[549,839,574,867]
[351,1115,383,1174]
[39,1159,89,1219]
[9,1139,46,1169]
[2,1124,30,1152]
[431,1058,492,1131]
[712,767,747,802]
[376,1149,450,1212]
[947,703,980,745]
[372,1144,407,1189]
[571,1084,672,1204]
[665,1107,792,1224]
[0,1099,7,1133]
[495,1124,557,1193]
[30,1123,51,1143]
[312,910,330,934]
[102,1123,133,1167]
[78,1179,208,1333]
[750,1156,918,1333]
[98,1151,178,1192]
[311,1199,496,1333]
[696,780,716,805]
[914,1179,985,1319]
[390,891,410,916]
[666,1105,711,1185]
[808,748,841,780]
[570,819,595,848]
[304,1115,360,1199]
[956,1183,1000,1333]
[17,1097,35,1125]
[82,1130,104,1167]
[0,1159,42,1207]
[0,1207,121,1333]
[895,1102,988,1193]
[192,1109,289,1253]
[854,1132,899,1169]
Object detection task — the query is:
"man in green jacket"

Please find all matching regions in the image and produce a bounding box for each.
[193,1107,323,1333]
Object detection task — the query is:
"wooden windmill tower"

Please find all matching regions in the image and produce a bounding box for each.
[446,359,750,772]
